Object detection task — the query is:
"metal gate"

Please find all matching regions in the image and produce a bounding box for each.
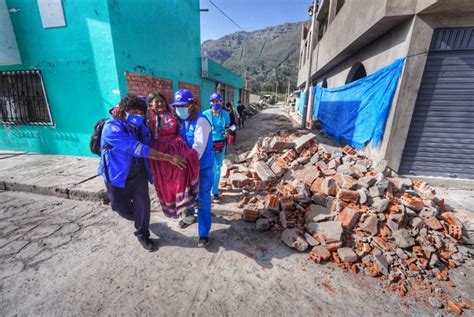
[399,27,474,179]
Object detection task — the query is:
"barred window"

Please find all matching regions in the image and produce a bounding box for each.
[0,70,53,125]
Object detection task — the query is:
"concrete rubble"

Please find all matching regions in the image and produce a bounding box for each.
[221,130,473,315]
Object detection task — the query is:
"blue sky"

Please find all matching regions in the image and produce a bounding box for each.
[200,0,311,42]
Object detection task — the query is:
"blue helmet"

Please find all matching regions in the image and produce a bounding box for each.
[171,89,194,106]
[209,92,222,102]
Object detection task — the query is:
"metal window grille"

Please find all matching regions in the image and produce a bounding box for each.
[0,70,53,125]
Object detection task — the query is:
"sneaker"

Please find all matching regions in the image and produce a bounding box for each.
[138,237,156,252]
[178,216,196,229]
[212,194,220,203]
[197,237,209,247]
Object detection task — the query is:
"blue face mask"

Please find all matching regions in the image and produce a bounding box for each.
[211,104,222,111]
[126,112,144,128]
[175,107,189,120]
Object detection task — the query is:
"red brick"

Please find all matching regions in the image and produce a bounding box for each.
[337,189,360,203]
[243,208,259,222]
[336,207,361,231]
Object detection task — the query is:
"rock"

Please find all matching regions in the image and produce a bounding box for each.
[253,161,276,181]
[255,218,272,232]
[373,254,389,276]
[281,229,309,252]
[337,163,355,176]
[429,253,440,268]
[304,232,320,246]
[269,137,293,152]
[305,205,331,223]
[429,297,443,309]
[359,215,379,236]
[393,229,415,249]
[395,248,408,259]
[387,213,405,233]
[270,162,286,178]
[357,189,368,204]
[337,248,357,263]
[372,198,389,213]
[280,212,288,228]
[309,152,322,165]
[358,176,376,189]
[373,160,389,175]
[337,207,361,231]
[307,221,343,243]
[369,186,385,198]
[296,157,310,165]
[293,133,316,153]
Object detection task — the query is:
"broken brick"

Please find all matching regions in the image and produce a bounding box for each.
[243,208,259,222]
[337,189,360,204]
[337,207,361,231]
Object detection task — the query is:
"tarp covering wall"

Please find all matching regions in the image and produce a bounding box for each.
[312,58,405,148]
[296,91,305,116]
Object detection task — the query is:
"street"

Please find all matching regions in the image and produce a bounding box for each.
[1,104,473,316]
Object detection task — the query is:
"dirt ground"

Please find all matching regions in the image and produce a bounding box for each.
[2,190,473,316]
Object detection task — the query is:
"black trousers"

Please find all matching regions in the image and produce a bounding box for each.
[105,169,150,239]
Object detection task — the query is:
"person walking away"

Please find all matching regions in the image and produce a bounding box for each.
[203,93,230,202]
[237,100,246,129]
[172,89,215,247]
[99,95,186,251]
[146,91,200,219]
[224,102,238,144]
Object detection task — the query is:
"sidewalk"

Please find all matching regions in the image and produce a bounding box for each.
[0,150,106,202]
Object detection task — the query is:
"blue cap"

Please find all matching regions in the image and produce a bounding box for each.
[209,92,222,102]
[171,89,194,106]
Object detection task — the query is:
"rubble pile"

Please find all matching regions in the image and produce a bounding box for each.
[221,130,473,313]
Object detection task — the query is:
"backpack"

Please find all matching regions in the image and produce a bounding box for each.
[90,119,108,156]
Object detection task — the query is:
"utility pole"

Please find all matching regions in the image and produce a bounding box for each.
[301,0,317,129]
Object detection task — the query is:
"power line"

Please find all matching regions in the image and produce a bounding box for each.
[208,0,244,31]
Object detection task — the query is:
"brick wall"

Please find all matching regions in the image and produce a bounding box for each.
[178,81,201,109]
[125,72,173,103]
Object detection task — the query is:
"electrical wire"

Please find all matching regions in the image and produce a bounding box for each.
[208,0,245,31]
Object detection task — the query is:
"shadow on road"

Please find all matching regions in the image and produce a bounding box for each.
[149,216,294,269]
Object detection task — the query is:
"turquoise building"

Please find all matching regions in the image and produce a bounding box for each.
[0,0,243,156]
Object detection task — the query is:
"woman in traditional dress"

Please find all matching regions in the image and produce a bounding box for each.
[146,91,199,219]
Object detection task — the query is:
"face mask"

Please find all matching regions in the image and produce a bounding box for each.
[126,112,144,128]
[211,104,222,111]
[175,107,189,120]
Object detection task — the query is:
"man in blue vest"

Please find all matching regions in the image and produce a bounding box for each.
[99,95,186,251]
[171,89,215,247]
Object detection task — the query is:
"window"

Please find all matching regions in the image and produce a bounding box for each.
[0,70,52,125]
[345,62,367,84]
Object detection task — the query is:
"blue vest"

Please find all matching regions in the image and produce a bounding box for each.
[179,113,215,170]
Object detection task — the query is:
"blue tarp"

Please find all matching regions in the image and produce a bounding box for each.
[296,91,306,116]
[312,58,405,149]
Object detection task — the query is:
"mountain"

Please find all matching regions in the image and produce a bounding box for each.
[202,21,307,94]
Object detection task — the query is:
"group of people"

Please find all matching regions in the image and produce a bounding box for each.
[98,89,241,251]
